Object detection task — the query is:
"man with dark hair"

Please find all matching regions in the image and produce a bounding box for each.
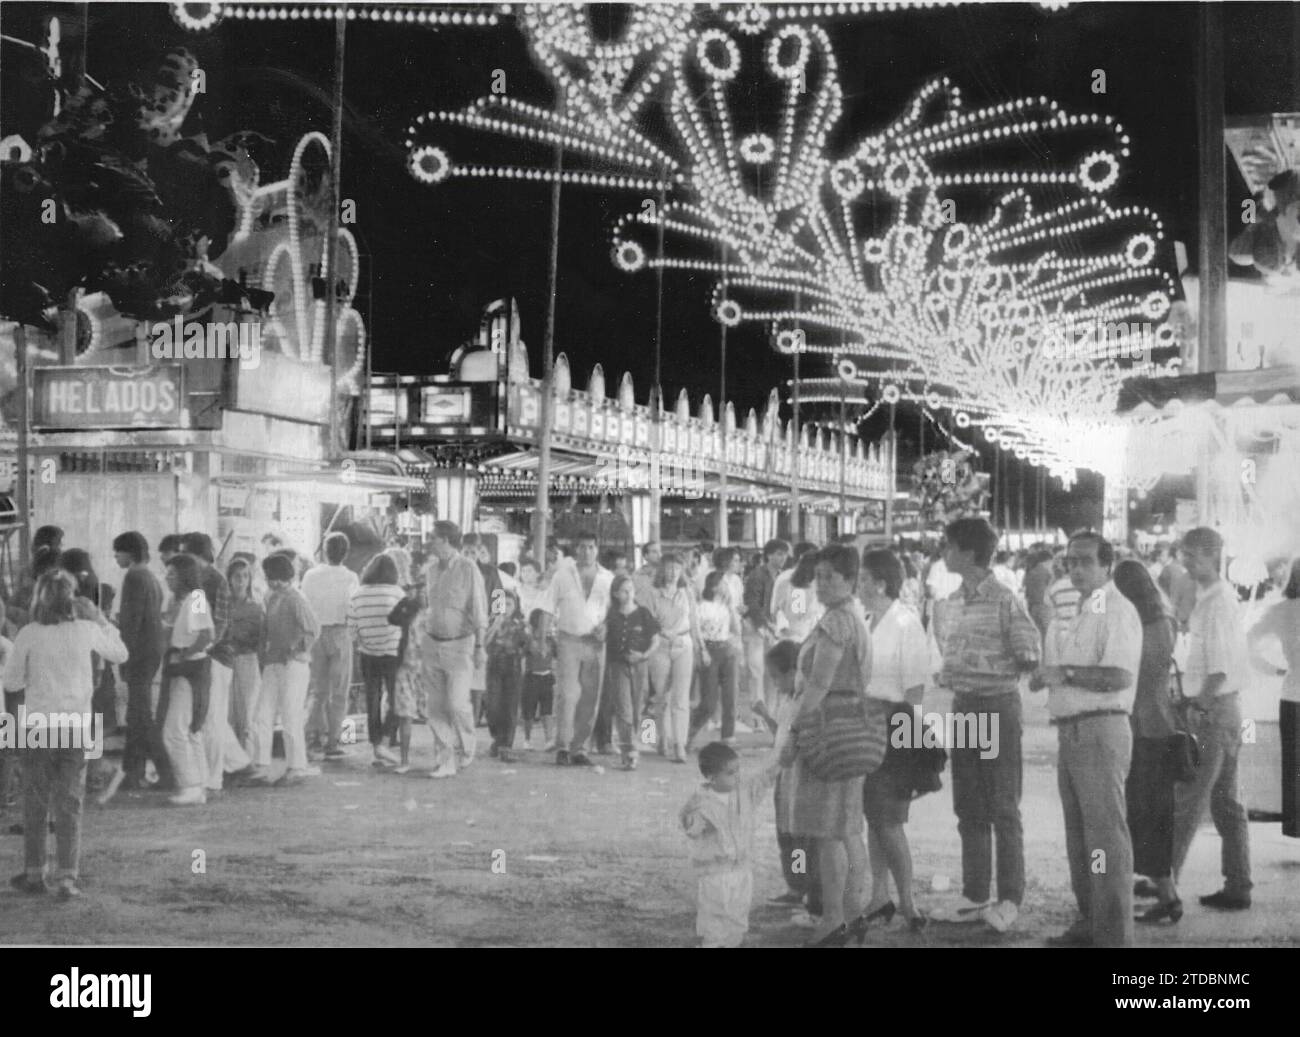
[633,541,662,607]
[1032,530,1142,947]
[422,521,487,778]
[301,531,359,760]
[158,534,185,566]
[112,532,168,790]
[740,538,790,725]
[934,518,1040,933]
[550,532,613,765]
[1170,527,1253,911]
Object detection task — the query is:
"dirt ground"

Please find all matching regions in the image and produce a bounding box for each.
[2,690,1298,947]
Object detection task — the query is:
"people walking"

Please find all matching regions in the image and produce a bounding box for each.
[5,571,128,897]
[603,575,661,770]
[742,539,790,725]
[550,532,613,767]
[421,522,488,779]
[688,571,740,751]
[485,589,527,762]
[1169,527,1253,910]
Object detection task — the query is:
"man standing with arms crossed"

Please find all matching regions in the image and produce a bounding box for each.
[551,532,613,767]
[1170,527,1253,910]
[1032,531,1142,948]
[422,522,488,779]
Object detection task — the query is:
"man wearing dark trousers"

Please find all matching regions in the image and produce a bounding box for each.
[113,532,168,790]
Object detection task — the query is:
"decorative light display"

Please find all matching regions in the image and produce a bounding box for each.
[223,132,366,391]
[171,2,500,29]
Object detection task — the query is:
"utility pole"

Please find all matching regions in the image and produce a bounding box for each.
[1197,2,1227,377]
[533,137,563,562]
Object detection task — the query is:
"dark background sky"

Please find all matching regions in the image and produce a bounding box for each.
[6,1,1298,531]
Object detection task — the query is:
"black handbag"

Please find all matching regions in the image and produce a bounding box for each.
[1168,659,1201,784]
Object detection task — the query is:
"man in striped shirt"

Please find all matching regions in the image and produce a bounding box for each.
[347,554,407,768]
[935,518,1041,934]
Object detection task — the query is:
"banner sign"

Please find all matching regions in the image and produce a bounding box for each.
[33,365,184,430]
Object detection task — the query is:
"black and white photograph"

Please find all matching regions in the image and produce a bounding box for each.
[0,0,1297,970]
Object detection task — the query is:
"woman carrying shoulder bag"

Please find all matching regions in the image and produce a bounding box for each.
[788,544,875,947]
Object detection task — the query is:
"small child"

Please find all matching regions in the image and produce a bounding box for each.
[679,741,780,947]
[520,608,556,750]
[485,590,527,762]
[764,640,823,926]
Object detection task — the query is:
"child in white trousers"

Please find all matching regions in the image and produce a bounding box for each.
[680,741,780,947]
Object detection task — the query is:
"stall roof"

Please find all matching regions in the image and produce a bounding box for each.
[1117,366,1300,415]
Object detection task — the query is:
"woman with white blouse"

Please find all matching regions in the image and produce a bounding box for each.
[773,550,824,645]
[857,549,933,931]
[5,571,128,898]
[687,571,743,749]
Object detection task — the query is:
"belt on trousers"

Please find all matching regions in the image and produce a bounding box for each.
[1051,709,1128,726]
[425,632,472,642]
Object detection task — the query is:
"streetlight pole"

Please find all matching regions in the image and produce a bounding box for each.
[533,136,563,562]
[838,381,847,531]
[718,243,729,546]
[790,340,801,542]
[649,164,667,546]
[13,324,30,572]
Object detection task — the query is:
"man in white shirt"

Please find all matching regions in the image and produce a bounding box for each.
[301,532,360,759]
[1169,527,1252,910]
[924,550,961,627]
[1033,531,1142,948]
[551,532,614,766]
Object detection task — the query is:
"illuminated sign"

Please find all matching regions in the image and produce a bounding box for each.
[33,365,184,430]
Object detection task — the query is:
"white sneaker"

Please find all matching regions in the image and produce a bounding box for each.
[790,910,818,929]
[297,765,322,777]
[983,900,1019,933]
[428,763,457,779]
[392,765,411,775]
[733,721,754,734]
[932,896,991,923]
[168,787,207,806]
[374,745,400,766]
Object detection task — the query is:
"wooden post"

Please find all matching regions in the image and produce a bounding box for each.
[13,324,31,572]
[718,242,728,546]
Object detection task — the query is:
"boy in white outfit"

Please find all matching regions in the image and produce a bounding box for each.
[680,741,780,947]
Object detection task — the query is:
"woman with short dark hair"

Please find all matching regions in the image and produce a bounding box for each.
[647,552,705,763]
[788,544,873,945]
[5,571,127,897]
[223,558,265,755]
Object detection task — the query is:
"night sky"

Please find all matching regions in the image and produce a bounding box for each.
[5,2,1296,530]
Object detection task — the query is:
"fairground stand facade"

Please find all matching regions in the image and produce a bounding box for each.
[360,299,906,567]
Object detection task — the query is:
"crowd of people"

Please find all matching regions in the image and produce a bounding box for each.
[677,520,1296,948]
[0,515,1293,952]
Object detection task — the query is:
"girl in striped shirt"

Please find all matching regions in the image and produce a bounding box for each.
[347,554,407,769]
